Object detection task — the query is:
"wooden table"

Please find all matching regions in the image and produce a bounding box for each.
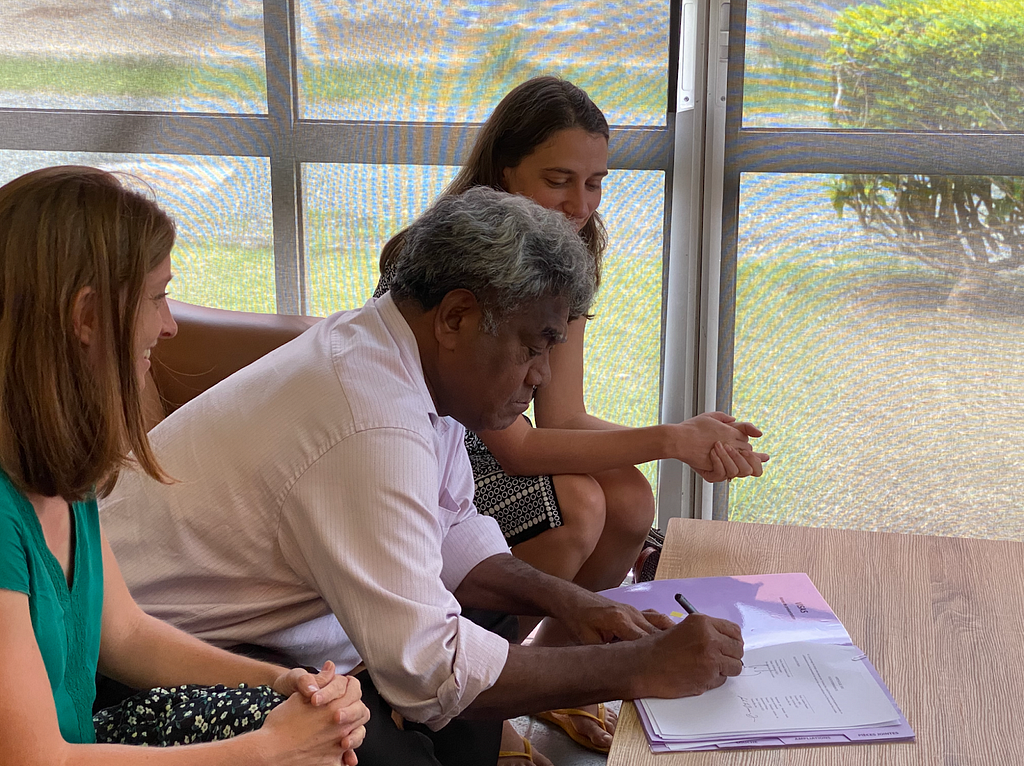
[608,518,1024,765]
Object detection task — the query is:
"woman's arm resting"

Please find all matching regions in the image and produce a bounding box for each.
[480,317,767,479]
[0,588,368,766]
[0,588,83,766]
[478,412,768,479]
[98,529,283,691]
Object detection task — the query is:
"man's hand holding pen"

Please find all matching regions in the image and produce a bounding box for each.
[638,614,745,699]
[558,589,744,701]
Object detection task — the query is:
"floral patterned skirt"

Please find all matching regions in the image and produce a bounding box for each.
[93,684,285,746]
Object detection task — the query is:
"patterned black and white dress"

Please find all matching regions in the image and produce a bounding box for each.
[94,684,284,745]
[376,266,562,546]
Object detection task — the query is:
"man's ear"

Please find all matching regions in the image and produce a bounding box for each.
[71,286,99,347]
[434,289,480,351]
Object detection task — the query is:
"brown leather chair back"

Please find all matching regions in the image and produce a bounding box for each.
[142,300,322,430]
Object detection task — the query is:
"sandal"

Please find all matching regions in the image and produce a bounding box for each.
[536,702,612,754]
[634,527,664,582]
[498,732,535,763]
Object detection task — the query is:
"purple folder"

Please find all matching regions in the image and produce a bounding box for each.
[600,573,915,752]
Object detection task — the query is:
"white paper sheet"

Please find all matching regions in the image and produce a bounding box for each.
[641,641,901,740]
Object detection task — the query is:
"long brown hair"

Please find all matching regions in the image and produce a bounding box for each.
[0,166,172,500]
[380,76,609,287]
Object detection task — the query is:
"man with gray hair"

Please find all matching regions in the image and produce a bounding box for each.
[103,187,744,765]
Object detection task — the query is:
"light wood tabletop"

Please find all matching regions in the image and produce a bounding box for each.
[607,518,1024,765]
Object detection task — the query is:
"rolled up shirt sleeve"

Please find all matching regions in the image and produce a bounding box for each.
[439,513,508,593]
[279,425,509,729]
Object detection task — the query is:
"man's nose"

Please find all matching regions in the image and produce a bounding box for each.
[526,356,551,389]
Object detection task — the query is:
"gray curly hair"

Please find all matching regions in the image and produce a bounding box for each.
[390,186,596,333]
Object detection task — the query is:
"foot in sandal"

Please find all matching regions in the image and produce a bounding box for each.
[499,720,553,766]
[536,702,617,754]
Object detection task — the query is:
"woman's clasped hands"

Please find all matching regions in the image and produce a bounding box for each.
[263,661,370,766]
[669,412,770,483]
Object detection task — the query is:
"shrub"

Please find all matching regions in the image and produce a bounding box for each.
[827,0,1024,307]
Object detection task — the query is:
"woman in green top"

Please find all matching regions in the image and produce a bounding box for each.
[0,166,369,766]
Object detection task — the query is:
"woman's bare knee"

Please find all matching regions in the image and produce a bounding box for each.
[552,473,607,546]
[596,466,655,541]
[511,474,605,579]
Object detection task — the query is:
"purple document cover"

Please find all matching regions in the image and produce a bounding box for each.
[600,573,852,650]
[601,574,915,752]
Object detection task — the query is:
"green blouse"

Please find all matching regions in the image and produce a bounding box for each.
[0,470,104,744]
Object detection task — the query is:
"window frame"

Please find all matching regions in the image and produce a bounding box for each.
[710,0,1024,520]
[2,0,704,511]
[0,0,675,316]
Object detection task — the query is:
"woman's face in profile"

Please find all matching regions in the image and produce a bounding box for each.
[502,127,609,233]
[133,255,177,388]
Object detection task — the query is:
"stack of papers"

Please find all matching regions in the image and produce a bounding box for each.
[601,573,914,752]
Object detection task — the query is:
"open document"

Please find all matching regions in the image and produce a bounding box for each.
[601,574,914,752]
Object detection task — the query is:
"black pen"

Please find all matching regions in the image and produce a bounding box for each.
[674,592,699,615]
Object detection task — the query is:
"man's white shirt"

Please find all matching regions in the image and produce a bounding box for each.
[102,293,510,729]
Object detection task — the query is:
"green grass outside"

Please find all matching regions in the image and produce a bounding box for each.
[734,14,1024,542]
[0,55,242,99]
[0,55,664,120]
[729,249,1024,542]
[171,240,276,313]
[743,63,832,125]
[0,23,757,508]
[303,206,391,317]
[741,6,837,127]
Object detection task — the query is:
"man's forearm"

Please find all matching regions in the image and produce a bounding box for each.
[463,641,643,719]
[453,553,593,618]
[464,614,745,720]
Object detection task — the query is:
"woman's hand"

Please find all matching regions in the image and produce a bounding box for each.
[673,412,769,482]
[269,665,368,764]
[273,660,353,707]
[695,441,769,483]
[257,687,369,766]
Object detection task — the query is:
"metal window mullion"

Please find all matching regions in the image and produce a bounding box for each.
[655,0,683,526]
[658,0,711,527]
[730,130,1024,175]
[713,0,750,520]
[263,0,304,315]
[659,0,684,411]
[294,121,670,169]
[0,110,273,156]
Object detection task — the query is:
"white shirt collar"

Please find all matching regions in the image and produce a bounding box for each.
[375,291,448,432]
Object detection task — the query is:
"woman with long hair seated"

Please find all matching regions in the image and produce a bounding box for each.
[0,166,369,766]
[375,76,768,763]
